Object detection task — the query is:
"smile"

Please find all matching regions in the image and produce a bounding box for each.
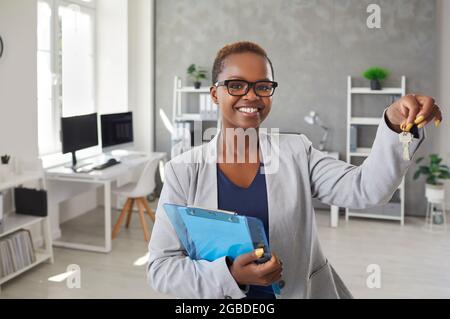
[238,107,258,114]
[235,106,263,115]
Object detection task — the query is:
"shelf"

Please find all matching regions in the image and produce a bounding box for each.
[175,113,202,121]
[0,213,45,238]
[176,87,210,93]
[0,250,52,285]
[350,88,403,95]
[350,117,382,125]
[347,202,402,220]
[0,172,43,192]
[346,76,406,225]
[349,147,372,157]
[346,212,402,221]
[175,113,218,122]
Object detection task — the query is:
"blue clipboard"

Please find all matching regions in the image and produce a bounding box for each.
[163,203,280,295]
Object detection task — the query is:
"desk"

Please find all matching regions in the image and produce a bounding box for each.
[46,151,166,253]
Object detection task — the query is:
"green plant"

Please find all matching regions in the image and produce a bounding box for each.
[362,67,390,81]
[187,64,207,83]
[414,154,450,185]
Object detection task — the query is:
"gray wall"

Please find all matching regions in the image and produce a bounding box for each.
[154,0,437,216]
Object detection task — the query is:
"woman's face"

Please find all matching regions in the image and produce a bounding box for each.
[210,52,274,130]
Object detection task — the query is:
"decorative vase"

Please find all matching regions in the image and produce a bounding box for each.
[425,183,445,203]
[370,79,382,90]
[194,81,201,89]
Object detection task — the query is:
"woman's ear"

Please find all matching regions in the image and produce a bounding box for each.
[210,86,219,105]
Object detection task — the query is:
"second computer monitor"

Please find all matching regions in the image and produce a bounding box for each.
[101,111,134,149]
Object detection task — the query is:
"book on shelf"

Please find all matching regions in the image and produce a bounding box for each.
[350,125,357,152]
[199,94,218,120]
[0,229,36,279]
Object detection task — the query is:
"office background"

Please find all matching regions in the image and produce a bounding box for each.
[0,0,449,299]
[155,0,439,217]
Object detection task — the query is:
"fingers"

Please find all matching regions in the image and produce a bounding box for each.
[400,95,421,132]
[435,107,443,127]
[414,95,435,126]
[417,105,442,129]
[257,254,283,276]
[263,268,283,286]
[256,258,283,286]
[400,95,443,132]
[235,249,263,266]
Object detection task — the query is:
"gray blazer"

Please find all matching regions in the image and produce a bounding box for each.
[147,110,425,299]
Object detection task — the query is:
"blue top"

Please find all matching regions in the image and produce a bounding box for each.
[217,164,275,299]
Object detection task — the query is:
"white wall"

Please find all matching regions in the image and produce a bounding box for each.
[97,0,129,115]
[128,0,155,153]
[0,0,38,160]
[437,0,450,208]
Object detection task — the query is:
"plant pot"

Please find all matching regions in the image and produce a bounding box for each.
[0,163,12,180]
[425,183,445,203]
[370,79,382,90]
[432,209,444,225]
[194,81,202,89]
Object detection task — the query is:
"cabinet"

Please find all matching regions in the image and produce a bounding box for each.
[0,172,54,292]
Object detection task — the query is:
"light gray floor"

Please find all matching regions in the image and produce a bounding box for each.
[1,202,449,299]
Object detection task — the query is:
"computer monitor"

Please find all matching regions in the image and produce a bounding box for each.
[100,112,134,149]
[61,113,99,169]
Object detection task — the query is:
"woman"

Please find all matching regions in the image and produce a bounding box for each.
[147,41,442,299]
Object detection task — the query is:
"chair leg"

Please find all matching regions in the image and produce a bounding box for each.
[125,199,135,228]
[112,198,132,239]
[139,197,156,222]
[137,199,150,241]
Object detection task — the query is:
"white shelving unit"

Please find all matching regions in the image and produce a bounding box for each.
[346,76,406,225]
[170,76,220,157]
[172,75,220,123]
[0,172,54,293]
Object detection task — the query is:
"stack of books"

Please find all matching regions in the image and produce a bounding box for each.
[0,230,36,278]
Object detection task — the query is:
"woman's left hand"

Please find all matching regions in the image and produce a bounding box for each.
[386,94,443,133]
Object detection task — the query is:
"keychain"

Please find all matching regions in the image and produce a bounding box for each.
[399,127,413,161]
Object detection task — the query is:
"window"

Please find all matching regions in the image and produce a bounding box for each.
[37,0,96,156]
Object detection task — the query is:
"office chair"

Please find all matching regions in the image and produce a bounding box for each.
[111,157,160,241]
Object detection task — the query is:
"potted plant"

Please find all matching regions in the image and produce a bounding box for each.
[187,64,207,89]
[362,67,390,90]
[414,154,450,224]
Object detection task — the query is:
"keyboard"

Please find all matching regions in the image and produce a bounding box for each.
[92,159,121,170]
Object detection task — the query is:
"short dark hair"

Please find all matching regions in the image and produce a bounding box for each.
[212,41,274,85]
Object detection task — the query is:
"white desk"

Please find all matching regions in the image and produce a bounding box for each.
[45,151,166,253]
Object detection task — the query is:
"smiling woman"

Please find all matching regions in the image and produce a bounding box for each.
[147,41,440,299]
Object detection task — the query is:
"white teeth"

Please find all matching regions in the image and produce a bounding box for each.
[238,107,258,113]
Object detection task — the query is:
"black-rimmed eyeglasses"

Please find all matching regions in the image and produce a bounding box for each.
[215,79,278,97]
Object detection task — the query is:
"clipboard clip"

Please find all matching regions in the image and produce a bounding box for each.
[186,206,240,223]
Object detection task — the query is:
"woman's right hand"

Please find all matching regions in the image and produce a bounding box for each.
[228,249,283,286]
